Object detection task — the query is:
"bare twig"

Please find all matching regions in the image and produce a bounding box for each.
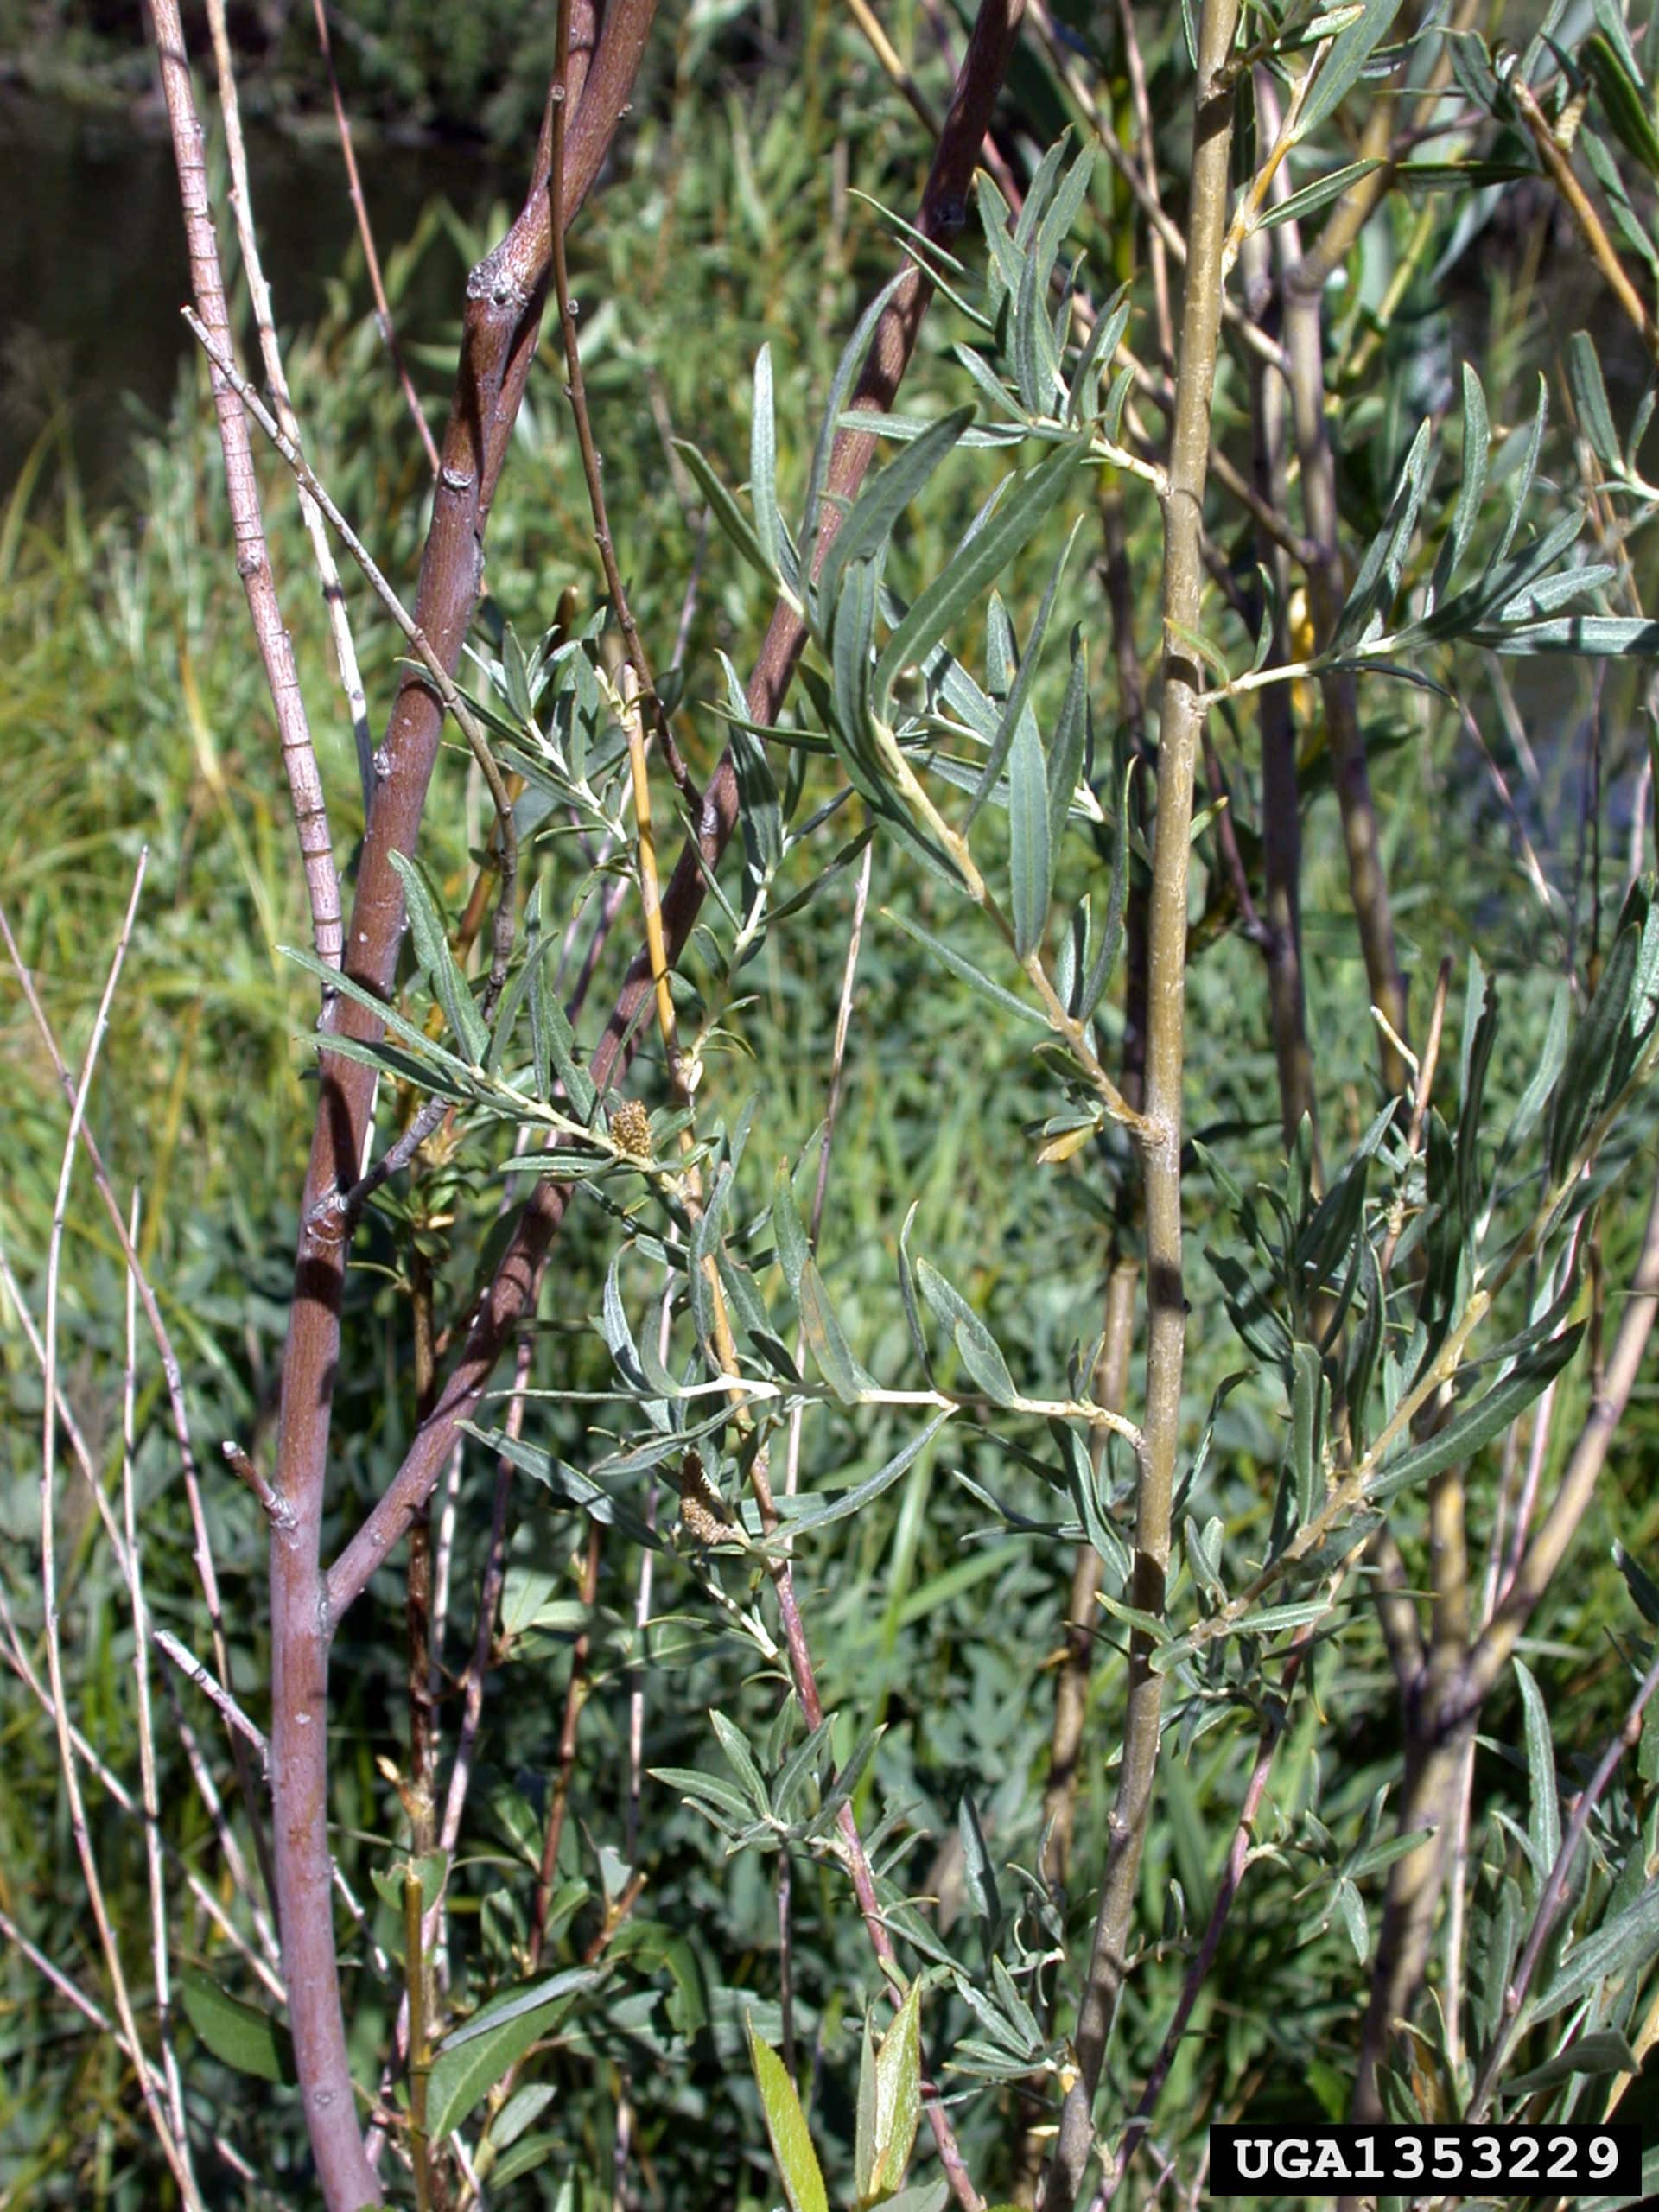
[147,0,343,974]
[154,1628,271,1770]
[309,0,442,474]
[122,1197,190,2149]
[204,0,378,811]
[0,1583,284,1995]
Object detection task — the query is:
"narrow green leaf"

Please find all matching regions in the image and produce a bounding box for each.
[1515,1659,1561,1880]
[427,1970,594,2138]
[673,437,779,585]
[882,907,1044,1024]
[1429,362,1489,608]
[1081,754,1136,1019]
[1297,0,1405,136]
[1481,615,1659,656]
[1614,1540,1659,1627]
[772,1157,810,1295]
[1505,2030,1641,2094]
[798,1257,874,1404]
[1259,156,1382,232]
[872,1981,924,2196]
[899,1201,933,1379]
[874,442,1084,717]
[1367,1326,1585,1501]
[1007,709,1052,957]
[709,1709,771,1818]
[856,2012,879,2207]
[389,851,488,1064]
[1567,330,1624,472]
[1535,1883,1659,2021]
[1585,32,1659,181]
[747,2018,830,2212]
[777,1411,953,1533]
[1290,1343,1325,1528]
[1046,629,1090,855]
[957,1790,1002,1943]
[751,344,781,576]
[915,1256,1019,1405]
[969,522,1078,826]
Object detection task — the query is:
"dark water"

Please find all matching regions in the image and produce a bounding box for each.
[0,91,519,496]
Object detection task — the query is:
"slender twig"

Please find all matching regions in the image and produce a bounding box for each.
[122,1192,189,2152]
[846,0,941,136]
[1458,1167,1659,1714]
[203,0,377,811]
[548,16,685,791]
[154,1628,271,1770]
[181,310,519,1015]
[309,0,442,475]
[36,854,200,2207]
[0,1233,133,1580]
[147,0,343,976]
[225,1440,295,1529]
[1043,4,1241,2200]
[405,1872,435,2212]
[1115,0,1173,362]
[1515,82,1659,365]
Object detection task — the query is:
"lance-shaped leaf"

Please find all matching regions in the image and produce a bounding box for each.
[390,849,488,1065]
[874,440,1084,718]
[776,1411,953,1533]
[1296,0,1406,137]
[814,406,974,626]
[915,1255,1019,1405]
[1367,1324,1585,1502]
[1007,707,1052,957]
[747,2017,830,2212]
[1427,362,1489,610]
[427,1969,595,2139]
[751,342,782,577]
